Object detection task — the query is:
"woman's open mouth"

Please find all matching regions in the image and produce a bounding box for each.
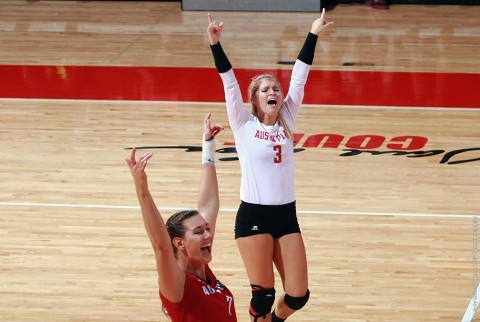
[267,99,277,107]
[201,245,211,254]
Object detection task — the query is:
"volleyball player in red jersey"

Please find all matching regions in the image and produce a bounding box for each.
[207,10,333,322]
[125,114,236,322]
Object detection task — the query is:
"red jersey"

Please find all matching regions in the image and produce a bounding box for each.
[160,265,237,322]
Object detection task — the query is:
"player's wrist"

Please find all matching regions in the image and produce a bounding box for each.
[202,134,216,164]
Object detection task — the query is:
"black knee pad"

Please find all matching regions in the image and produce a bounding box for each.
[249,284,276,320]
[284,289,310,311]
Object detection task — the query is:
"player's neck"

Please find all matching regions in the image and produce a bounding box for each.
[178,257,206,280]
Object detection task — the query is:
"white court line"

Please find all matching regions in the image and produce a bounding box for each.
[462,285,479,322]
[0,98,478,111]
[0,201,475,219]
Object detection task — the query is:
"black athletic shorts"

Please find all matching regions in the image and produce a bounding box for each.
[234,201,301,239]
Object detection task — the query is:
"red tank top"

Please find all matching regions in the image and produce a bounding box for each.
[160,265,236,322]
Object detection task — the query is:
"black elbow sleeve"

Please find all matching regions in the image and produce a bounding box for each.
[210,42,232,73]
[297,32,318,65]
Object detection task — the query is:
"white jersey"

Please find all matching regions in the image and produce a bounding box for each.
[219,60,310,205]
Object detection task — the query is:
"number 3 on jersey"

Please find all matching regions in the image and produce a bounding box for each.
[273,145,282,163]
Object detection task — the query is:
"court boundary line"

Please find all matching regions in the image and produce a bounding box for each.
[0,98,478,111]
[0,201,475,219]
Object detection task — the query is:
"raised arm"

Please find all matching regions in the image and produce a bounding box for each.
[197,114,224,237]
[283,9,334,119]
[207,14,251,132]
[125,148,185,303]
[207,13,232,74]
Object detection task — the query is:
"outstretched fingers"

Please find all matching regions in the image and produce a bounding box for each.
[136,152,153,171]
[125,147,153,172]
[311,8,333,35]
[207,12,217,30]
[210,124,224,138]
[207,13,223,27]
[125,147,137,168]
[204,113,224,141]
[207,13,224,45]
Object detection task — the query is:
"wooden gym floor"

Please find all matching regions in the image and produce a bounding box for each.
[0,1,479,321]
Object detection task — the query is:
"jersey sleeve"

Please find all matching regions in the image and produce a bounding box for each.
[219,69,251,132]
[281,32,317,125]
[210,42,251,132]
[281,59,310,126]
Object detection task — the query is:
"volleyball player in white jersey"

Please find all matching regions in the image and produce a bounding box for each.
[207,10,333,322]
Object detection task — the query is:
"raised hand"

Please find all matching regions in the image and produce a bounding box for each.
[207,13,224,45]
[204,113,224,141]
[125,147,153,184]
[310,8,334,35]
